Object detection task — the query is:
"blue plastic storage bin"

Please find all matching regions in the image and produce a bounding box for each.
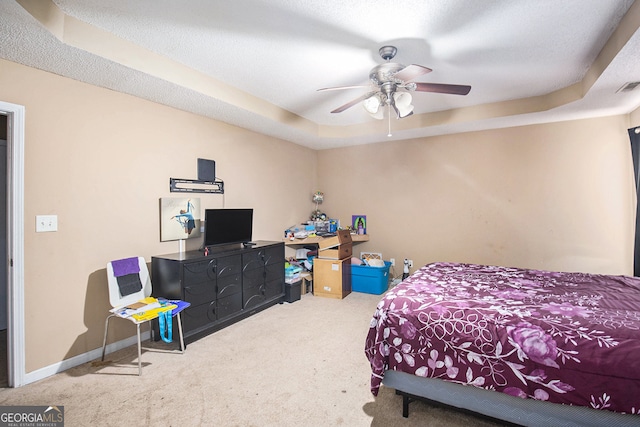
[351,261,391,294]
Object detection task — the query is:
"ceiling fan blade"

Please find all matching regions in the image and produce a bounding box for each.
[317,85,371,92]
[330,91,378,113]
[413,82,471,95]
[393,64,432,82]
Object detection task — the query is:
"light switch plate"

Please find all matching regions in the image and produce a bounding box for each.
[36,215,58,232]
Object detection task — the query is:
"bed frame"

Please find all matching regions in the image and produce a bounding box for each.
[383,370,640,427]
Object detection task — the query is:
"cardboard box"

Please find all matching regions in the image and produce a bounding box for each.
[318,242,352,260]
[318,229,352,250]
[300,272,312,295]
[313,257,351,299]
[351,261,391,294]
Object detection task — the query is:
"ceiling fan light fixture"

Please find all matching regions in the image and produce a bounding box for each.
[363,94,384,119]
[370,109,384,120]
[398,105,414,118]
[393,92,414,118]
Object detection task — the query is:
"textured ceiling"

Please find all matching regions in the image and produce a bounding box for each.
[1,0,640,149]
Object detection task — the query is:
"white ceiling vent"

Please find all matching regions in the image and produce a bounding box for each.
[617,82,640,93]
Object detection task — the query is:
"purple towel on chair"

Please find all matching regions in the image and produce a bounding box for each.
[112,257,140,277]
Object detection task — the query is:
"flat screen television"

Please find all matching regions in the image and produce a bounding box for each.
[204,208,253,247]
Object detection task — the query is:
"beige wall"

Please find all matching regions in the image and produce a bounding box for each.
[631,106,640,127]
[319,116,636,278]
[0,59,317,372]
[1,56,638,376]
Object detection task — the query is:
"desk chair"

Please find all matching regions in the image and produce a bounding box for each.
[101,256,187,375]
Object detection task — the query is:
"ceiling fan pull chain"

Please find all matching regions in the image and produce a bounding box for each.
[387,104,392,137]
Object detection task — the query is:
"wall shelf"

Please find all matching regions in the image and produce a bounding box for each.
[170,178,224,194]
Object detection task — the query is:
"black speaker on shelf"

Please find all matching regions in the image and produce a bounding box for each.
[197,158,216,182]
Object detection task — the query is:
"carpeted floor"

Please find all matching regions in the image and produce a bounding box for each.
[0,292,506,426]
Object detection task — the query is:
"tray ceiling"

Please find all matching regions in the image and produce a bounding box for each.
[1,0,640,149]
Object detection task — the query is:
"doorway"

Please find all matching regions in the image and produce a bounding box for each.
[0,101,25,387]
[0,116,6,385]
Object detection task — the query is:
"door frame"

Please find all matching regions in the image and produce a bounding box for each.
[0,101,25,387]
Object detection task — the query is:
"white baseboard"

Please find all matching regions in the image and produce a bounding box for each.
[22,332,149,386]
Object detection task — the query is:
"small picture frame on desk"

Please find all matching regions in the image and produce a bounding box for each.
[352,215,366,235]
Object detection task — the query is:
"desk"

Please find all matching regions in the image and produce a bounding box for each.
[283,233,369,245]
[284,234,369,296]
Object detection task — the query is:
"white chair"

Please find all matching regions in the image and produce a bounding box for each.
[101,256,186,375]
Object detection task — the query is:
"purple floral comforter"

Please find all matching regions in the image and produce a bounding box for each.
[365,262,640,414]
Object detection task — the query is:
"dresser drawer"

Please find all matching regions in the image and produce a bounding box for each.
[182,259,216,285]
[183,281,216,305]
[217,292,243,320]
[216,255,242,278]
[243,245,284,268]
[182,301,216,333]
[217,274,242,298]
[263,244,284,265]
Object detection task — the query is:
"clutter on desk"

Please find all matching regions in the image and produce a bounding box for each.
[285,192,367,240]
[284,218,339,241]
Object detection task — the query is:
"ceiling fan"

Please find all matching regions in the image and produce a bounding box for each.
[318,46,471,120]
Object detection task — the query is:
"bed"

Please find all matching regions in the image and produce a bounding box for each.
[364,262,640,426]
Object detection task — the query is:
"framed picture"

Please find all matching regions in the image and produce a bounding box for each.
[160,198,201,242]
[352,215,367,235]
